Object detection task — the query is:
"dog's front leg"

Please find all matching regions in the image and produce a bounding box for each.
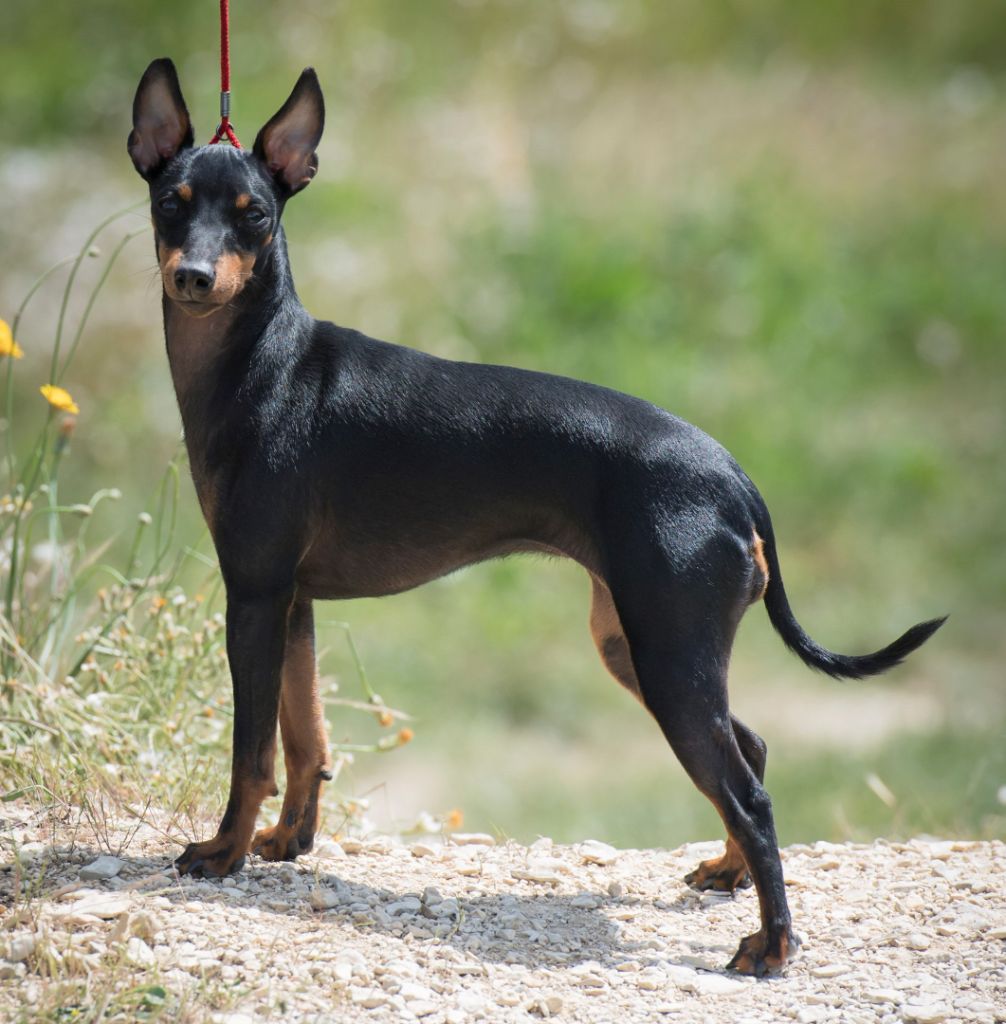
[175,586,292,877]
[252,598,333,861]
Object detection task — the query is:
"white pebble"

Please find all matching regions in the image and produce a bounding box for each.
[451,833,495,847]
[902,1005,949,1024]
[865,989,904,1005]
[6,935,35,963]
[125,937,156,968]
[579,839,619,866]
[309,887,340,911]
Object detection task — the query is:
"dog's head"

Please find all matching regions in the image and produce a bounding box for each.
[128,58,323,316]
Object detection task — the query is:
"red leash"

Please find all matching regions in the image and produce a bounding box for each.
[208,0,242,147]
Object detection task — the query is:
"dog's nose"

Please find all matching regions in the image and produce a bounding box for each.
[173,262,216,300]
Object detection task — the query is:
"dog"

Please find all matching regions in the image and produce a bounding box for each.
[128,58,944,975]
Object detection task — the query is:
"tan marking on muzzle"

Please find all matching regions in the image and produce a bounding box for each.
[157,241,184,293]
[213,251,258,302]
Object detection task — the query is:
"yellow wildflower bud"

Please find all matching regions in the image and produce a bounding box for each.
[40,384,79,414]
[0,319,24,358]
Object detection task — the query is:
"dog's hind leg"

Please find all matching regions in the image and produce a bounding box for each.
[612,552,796,975]
[684,714,766,893]
[588,576,640,697]
[252,599,332,861]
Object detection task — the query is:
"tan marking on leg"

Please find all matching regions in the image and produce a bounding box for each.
[253,601,331,861]
[177,182,193,201]
[751,530,769,601]
[685,837,752,892]
[589,577,641,699]
[235,192,251,209]
[174,754,276,876]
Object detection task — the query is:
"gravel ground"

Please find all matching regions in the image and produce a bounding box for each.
[1,805,1004,1023]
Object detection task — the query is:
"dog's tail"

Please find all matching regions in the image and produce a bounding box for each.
[752,504,946,681]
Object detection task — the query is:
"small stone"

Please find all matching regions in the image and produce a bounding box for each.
[386,897,422,917]
[686,973,747,996]
[571,893,602,909]
[340,838,363,854]
[421,886,442,907]
[313,839,344,858]
[351,991,386,1008]
[865,989,903,1005]
[411,842,438,858]
[797,1009,828,1024]
[579,839,619,866]
[433,898,460,919]
[811,964,851,978]
[902,1005,949,1024]
[700,892,733,908]
[451,833,495,847]
[125,937,156,968]
[6,935,35,963]
[397,981,431,999]
[529,995,562,1017]
[986,925,1006,940]
[408,1001,438,1018]
[512,864,562,885]
[310,887,340,911]
[59,894,130,920]
[608,881,624,898]
[904,932,931,950]
[637,967,666,991]
[80,855,125,881]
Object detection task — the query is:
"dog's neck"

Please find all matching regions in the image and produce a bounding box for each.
[162,226,300,410]
[162,225,309,493]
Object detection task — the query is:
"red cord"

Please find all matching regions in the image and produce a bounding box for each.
[208,0,242,147]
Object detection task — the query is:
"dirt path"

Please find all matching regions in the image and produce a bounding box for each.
[1,805,1003,1023]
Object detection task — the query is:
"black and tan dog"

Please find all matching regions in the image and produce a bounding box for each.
[128,58,944,975]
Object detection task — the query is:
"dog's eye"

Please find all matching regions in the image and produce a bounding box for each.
[157,195,179,216]
[244,207,269,228]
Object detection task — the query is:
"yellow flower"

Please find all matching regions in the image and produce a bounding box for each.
[397,727,414,746]
[0,319,24,359]
[377,709,394,728]
[40,384,79,415]
[445,808,464,830]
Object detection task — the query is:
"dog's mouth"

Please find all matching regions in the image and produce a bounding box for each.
[172,297,230,319]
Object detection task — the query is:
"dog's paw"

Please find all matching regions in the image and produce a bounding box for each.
[252,822,314,862]
[174,836,247,878]
[726,928,800,977]
[684,856,752,893]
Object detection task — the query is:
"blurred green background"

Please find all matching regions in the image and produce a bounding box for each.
[2,0,1004,847]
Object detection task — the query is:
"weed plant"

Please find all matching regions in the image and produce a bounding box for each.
[0,210,411,848]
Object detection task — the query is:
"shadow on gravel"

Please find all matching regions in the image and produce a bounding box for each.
[17,841,740,974]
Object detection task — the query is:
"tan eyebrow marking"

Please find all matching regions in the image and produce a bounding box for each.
[177,183,193,201]
[235,193,251,209]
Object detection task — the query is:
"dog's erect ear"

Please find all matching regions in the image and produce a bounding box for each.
[128,58,194,180]
[253,69,324,195]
